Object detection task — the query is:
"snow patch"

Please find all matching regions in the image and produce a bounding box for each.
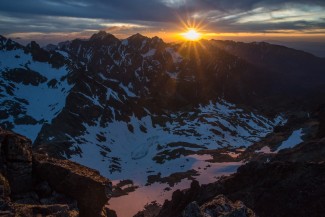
[166,71,179,79]
[255,146,275,154]
[166,47,183,63]
[121,39,129,46]
[119,83,137,97]
[142,49,156,57]
[277,129,304,151]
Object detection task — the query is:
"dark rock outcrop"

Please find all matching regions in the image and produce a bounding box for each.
[224,161,325,217]
[0,130,33,194]
[2,68,48,86]
[157,180,200,217]
[13,204,78,217]
[33,154,112,217]
[0,35,24,50]
[183,195,255,217]
[0,129,112,217]
[317,105,325,138]
[159,160,325,217]
[133,202,161,217]
[182,202,201,217]
[25,41,66,68]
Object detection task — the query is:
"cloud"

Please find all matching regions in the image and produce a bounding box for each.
[189,2,325,34]
[174,0,325,11]
[0,0,175,21]
[0,0,325,43]
[1,0,323,23]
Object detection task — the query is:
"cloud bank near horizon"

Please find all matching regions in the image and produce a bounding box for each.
[1,0,325,43]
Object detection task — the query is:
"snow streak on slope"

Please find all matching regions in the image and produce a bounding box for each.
[166,47,183,63]
[0,49,72,141]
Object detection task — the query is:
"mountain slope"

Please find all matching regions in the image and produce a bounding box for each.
[1,32,324,216]
[212,40,325,106]
[0,36,72,141]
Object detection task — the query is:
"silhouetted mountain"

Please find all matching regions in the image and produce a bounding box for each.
[212,40,325,99]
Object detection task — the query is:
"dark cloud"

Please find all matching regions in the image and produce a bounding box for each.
[211,20,325,33]
[177,0,325,12]
[0,0,176,22]
[1,0,323,22]
[0,0,325,42]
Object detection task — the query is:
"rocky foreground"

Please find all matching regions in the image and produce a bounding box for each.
[1,110,325,217]
[0,129,115,217]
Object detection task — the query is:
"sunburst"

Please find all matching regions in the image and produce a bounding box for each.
[181,29,202,41]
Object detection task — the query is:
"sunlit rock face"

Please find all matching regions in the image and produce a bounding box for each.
[1,31,325,216]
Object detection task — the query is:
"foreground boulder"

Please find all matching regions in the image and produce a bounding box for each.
[0,130,33,194]
[0,129,112,217]
[12,204,78,217]
[183,195,255,217]
[33,154,112,217]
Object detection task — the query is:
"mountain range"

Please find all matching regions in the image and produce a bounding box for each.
[1,31,325,216]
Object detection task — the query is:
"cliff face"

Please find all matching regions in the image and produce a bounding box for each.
[0,130,33,195]
[0,129,113,217]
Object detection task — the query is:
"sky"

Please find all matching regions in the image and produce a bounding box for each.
[0,0,325,55]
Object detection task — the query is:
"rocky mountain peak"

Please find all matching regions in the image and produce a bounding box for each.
[0,35,23,50]
[89,30,119,44]
[24,40,65,67]
[127,33,148,41]
[26,40,41,50]
[125,33,166,53]
[0,35,7,44]
[124,33,150,50]
[151,36,164,44]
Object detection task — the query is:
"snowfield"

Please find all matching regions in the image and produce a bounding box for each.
[276,128,304,151]
[67,100,284,217]
[0,48,72,141]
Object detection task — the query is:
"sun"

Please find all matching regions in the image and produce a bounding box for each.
[181,29,202,41]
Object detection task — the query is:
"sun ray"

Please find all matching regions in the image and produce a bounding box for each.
[174,13,210,42]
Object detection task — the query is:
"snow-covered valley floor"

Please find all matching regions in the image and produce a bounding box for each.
[108,155,242,217]
[66,101,284,217]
